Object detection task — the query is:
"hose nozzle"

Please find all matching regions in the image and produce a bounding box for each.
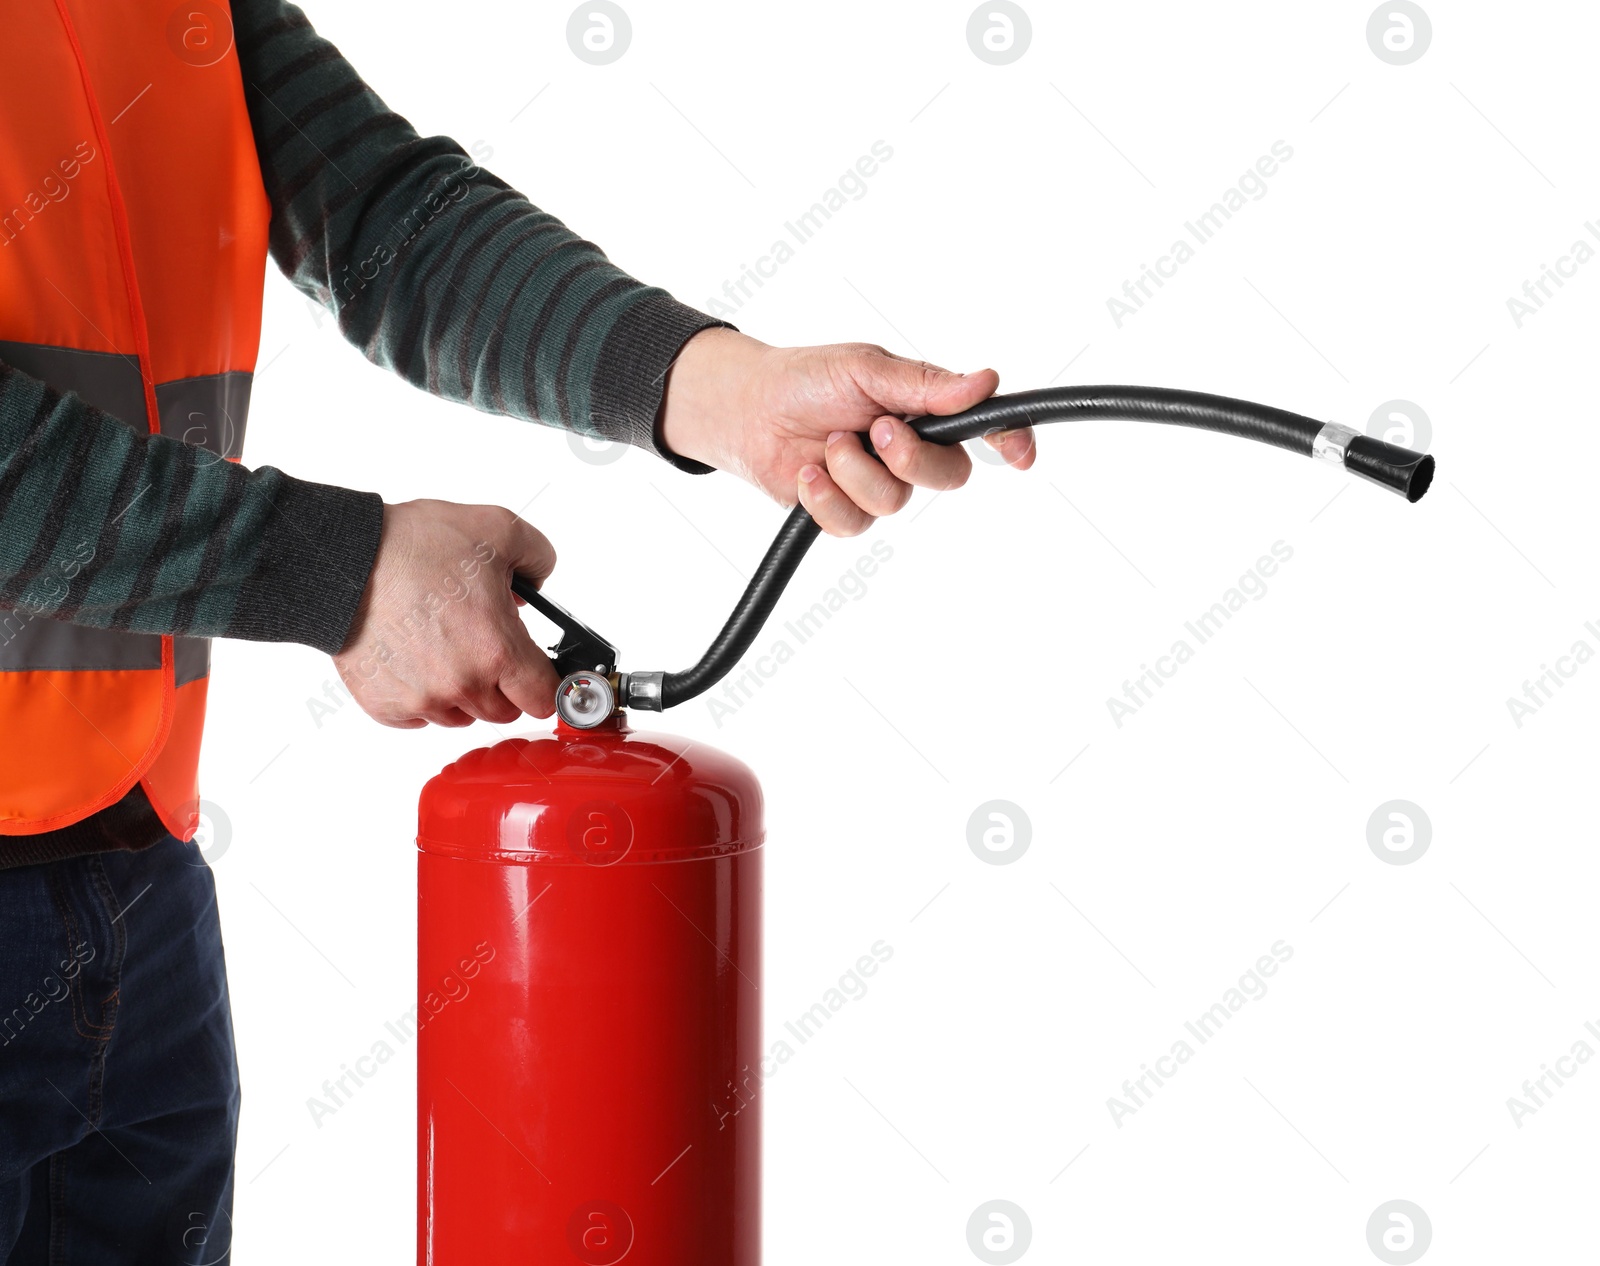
[1312,423,1434,503]
[1344,434,1435,503]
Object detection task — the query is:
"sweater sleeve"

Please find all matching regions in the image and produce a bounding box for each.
[233,0,729,471]
[0,358,382,654]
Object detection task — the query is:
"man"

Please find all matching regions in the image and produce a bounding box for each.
[0,0,1033,1259]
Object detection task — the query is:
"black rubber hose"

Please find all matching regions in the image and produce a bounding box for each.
[656,385,1431,708]
[660,508,823,708]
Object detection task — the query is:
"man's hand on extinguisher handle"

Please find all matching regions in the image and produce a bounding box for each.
[334,500,560,728]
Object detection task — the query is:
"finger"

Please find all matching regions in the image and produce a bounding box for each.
[496,621,562,719]
[850,350,1000,418]
[869,415,971,491]
[371,712,427,730]
[797,463,874,537]
[824,429,911,517]
[497,509,558,589]
[456,684,524,726]
[984,426,1038,471]
[420,705,476,728]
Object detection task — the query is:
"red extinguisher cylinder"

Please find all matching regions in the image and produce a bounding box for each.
[417,716,763,1264]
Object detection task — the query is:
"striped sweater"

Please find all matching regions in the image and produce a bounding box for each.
[0,0,724,859]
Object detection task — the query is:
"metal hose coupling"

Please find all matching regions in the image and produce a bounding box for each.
[620,672,665,712]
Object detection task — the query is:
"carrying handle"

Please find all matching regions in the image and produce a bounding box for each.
[510,573,618,678]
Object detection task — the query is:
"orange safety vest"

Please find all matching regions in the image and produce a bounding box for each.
[0,1,268,837]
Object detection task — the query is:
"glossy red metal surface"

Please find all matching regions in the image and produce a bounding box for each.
[417,716,763,1265]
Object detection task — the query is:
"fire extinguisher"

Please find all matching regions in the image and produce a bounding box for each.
[416,711,762,1264]
[417,384,1432,1264]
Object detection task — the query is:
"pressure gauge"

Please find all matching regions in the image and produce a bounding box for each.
[555,671,615,728]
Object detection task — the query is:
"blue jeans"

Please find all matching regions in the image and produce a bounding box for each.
[0,836,238,1264]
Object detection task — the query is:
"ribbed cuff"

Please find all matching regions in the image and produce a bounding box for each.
[590,293,732,474]
[226,472,386,653]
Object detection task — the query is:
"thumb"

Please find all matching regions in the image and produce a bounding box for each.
[495,616,562,719]
[853,350,1000,417]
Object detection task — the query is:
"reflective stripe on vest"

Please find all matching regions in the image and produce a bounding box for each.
[0,0,269,837]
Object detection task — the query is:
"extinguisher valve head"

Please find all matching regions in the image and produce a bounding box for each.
[555,671,616,728]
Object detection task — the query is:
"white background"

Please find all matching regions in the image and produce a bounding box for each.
[206,1,1598,1261]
